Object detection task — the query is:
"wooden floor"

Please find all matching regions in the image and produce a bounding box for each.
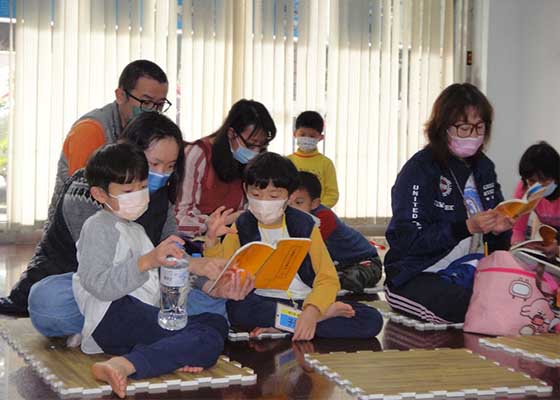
[0,243,558,400]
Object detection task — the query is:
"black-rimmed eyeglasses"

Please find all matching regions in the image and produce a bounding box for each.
[125,90,172,112]
[448,122,487,138]
[236,130,270,152]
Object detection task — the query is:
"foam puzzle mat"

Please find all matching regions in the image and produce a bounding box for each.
[304,348,552,399]
[479,334,560,366]
[228,329,290,342]
[361,300,464,331]
[0,319,256,398]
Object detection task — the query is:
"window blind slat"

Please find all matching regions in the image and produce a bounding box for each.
[9,0,468,227]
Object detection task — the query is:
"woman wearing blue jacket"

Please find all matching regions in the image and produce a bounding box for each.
[384,83,513,323]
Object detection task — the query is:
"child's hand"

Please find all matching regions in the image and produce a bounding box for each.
[207,269,255,300]
[139,235,185,272]
[292,305,320,341]
[189,257,227,280]
[206,206,238,245]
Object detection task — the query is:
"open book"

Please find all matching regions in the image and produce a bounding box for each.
[510,224,558,251]
[207,238,312,292]
[495,182,548,218]
[511,225,560,277]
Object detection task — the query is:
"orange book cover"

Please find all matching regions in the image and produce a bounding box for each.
[495,182,547,218]
[207,238,312,292]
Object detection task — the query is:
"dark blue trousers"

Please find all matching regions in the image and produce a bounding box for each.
[226,293,383,338]
[92,296,228,379]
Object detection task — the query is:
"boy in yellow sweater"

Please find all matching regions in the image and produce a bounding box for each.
[204,152,382,341]
[287,111,339,208]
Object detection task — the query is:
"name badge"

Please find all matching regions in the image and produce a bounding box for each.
[274,303,301,333]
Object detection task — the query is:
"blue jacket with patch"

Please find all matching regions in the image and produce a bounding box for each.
[384,147,511,288]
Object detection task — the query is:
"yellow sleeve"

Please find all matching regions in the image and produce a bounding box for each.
[320,157,339,208]
[203,224,241,259]
[303,226,340,314]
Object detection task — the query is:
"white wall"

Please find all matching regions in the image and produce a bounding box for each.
[483,0,560,198]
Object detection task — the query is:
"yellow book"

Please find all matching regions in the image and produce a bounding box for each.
[495,182,547,218]
[207,238,312,292]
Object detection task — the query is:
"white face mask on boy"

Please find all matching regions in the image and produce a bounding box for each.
[296,136,319,152]
[106,188,149,221]
[247,196,287,225]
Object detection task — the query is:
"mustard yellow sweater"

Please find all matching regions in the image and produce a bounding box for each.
[287,150,339,208]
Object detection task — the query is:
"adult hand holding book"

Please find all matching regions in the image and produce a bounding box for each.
[466,210,513,235]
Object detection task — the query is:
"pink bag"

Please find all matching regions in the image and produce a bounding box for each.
[464,250,559,336]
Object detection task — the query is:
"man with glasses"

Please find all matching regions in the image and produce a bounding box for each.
[49,59,170,215]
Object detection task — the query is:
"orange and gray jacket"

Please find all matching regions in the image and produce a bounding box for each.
[48,102,122,219]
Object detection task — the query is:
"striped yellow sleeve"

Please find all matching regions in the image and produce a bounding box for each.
[203,224,241,259]
[302,226,340,314]
[320,157,339,208]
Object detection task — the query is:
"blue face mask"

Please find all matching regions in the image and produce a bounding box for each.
[148,170,172,192]
[132,106,144,118]
[231,137,258,164]
[543,182,558,198]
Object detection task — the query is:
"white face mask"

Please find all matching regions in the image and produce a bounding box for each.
[296,136,319,152]
[248,196,287,225]
[107,188,149,221]
[543,182,558,198]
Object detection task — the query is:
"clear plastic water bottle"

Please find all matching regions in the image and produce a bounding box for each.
[158,256,190,331]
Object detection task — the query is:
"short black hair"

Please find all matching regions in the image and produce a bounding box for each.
[519,141,560,200]
[244,152,299,195]
[297,171,322,200]
[121,112,185,202]
[85,143,148,192]
[295,111,324,133]
[210,99,277,182]
[118,60,168,93]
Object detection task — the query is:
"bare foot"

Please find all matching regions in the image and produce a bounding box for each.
[176,366,203,373]
[250,327,283,337]
[320,302,355,321]
[92,356,135,399]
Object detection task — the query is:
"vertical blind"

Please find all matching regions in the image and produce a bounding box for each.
[7,0,472,228]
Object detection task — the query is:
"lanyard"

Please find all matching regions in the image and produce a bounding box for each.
[449,168,484,253]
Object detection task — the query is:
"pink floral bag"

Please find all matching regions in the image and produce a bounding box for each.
[464,251,559,336]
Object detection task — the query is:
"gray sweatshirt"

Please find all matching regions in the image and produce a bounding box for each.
[73,209,159,354]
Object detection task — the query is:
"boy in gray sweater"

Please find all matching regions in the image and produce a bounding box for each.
[75,143,228,398]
